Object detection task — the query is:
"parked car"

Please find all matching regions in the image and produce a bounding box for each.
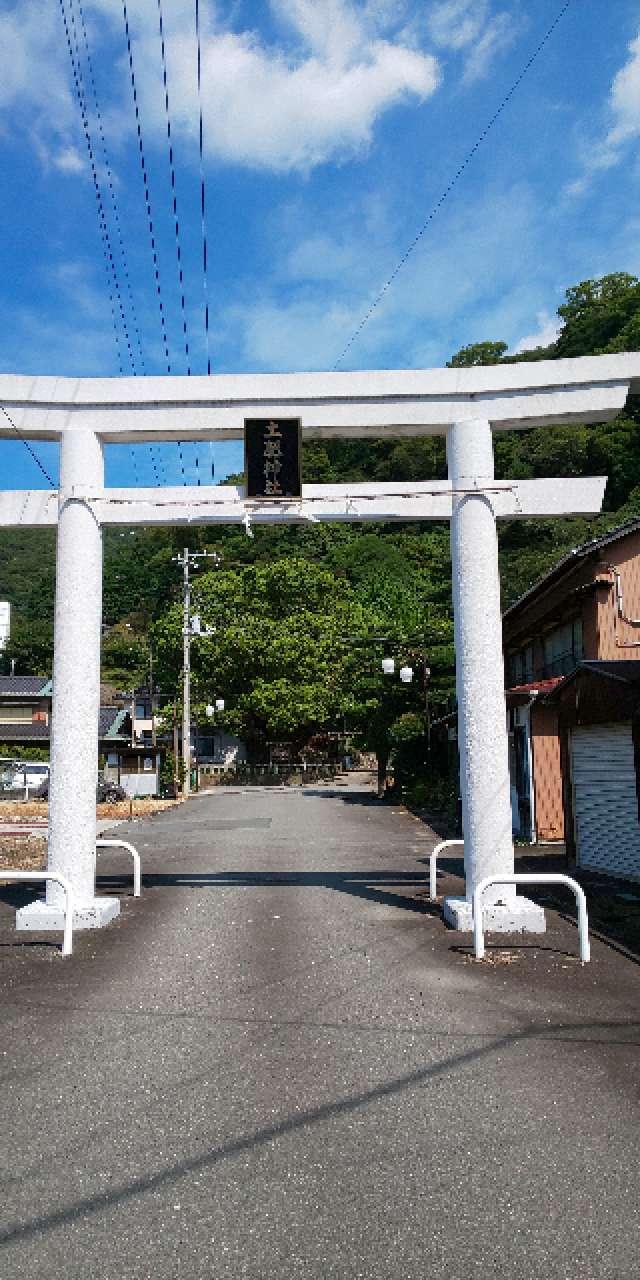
[35,774,127,803]
[96,776,127,804]
[4,761,50,792]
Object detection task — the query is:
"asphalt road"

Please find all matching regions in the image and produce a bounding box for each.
[0,779,638,1279]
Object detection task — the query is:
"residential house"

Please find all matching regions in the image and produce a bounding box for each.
[0,676,52,749]
[0,675,161,796]
[503,518,640,880]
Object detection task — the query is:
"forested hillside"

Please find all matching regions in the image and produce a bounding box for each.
[1,272,640,775]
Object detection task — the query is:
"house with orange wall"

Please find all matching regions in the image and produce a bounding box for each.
[503,519,640,855]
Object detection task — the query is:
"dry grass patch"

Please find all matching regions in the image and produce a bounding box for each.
[0,797,182,823]
[0,833,47,876]
[96,797,182,820]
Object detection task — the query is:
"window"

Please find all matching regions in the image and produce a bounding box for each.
[507,644,534,686]
[543,618,583,677]
[0,705,33,723]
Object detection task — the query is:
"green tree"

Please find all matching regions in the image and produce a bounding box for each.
[555,273,640,357]
[2,617,53,676]
[447,341,508,367]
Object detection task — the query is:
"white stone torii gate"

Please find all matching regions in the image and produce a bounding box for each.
[1,352,639,936]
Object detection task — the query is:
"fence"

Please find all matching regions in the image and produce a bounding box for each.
[199,762,345,788]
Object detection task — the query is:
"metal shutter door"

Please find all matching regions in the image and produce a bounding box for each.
[570,723,640,879]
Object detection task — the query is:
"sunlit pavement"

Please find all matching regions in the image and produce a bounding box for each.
[0,778,638,1279]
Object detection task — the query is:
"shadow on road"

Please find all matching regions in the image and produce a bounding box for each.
[298,788,384,805]
[94,868,440,917]
[0,1014,637,1249]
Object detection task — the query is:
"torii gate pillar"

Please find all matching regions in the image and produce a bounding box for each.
[445,419,543,932]
[17,428,119,932]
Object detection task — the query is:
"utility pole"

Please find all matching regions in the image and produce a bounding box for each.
[172,547,220,798]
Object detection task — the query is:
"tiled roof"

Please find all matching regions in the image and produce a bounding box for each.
[0,721,50,741]
[0,676,50,696]
[0,708,131,742]
[544,659,640,700]
[98,707,131,740]
[506,678,564,695]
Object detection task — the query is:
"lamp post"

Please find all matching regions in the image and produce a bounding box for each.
[342,636,431,797]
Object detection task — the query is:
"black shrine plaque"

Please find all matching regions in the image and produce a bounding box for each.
[244,418,302,500]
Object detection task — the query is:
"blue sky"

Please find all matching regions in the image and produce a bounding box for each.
[1,0,640,489]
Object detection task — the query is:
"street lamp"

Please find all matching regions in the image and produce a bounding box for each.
[383,658,415,684]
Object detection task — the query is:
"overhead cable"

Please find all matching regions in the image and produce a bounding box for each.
[58,0,131,377]
[0,407,57,488]
[195,0,213,485]
[74,0,145,375]
[69,0,151,486]
[194,0,212,379]
[156,0,192,376]
[121,1,188,485]
[121,0,172,375]
[332,0,574,369]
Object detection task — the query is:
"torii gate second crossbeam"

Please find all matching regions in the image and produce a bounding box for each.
[1,353,639,938]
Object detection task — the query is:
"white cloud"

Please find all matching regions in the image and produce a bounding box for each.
[285,234,361,282]
[512,310,560,354]
[52,146,86,175]
[224,180,545,371]
[0,1,441,176]
[606,31,640,150]
[426,1,516,81]
[1,0,439,175]
[164,2,440,172]
[0,2,113,179]
[0,2,75,147]
[565,30,640,194]
[461,12,515,84]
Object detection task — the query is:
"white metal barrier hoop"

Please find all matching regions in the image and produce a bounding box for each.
[429,839,464,901]
[0,870,74,955]
[96,839,141,897]
[472,873,590,964]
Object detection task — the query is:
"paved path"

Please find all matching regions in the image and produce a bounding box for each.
[0,780,638,1279]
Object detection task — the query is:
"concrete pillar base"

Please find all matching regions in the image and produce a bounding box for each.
[443,895,547,933]
[16,897,120,932]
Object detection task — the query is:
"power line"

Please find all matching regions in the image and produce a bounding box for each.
[121,0,189,487]
[333,0,574,370]
[58,0,129,377]
[194,0,212,486]
[155,0,193,485]
[65,1,167,489]
[121,0,172,376]
[0,407,56,488]
[74,0,145,375]
[62,3,159,493]
[156,0,192,376]
[194,0,212,379]
[69,0,149,488]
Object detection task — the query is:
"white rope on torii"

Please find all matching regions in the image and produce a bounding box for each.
[0,352,639,938]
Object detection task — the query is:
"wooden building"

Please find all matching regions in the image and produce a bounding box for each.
[503,519,640,872]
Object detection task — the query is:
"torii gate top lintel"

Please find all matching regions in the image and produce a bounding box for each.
[1,351,639,441]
